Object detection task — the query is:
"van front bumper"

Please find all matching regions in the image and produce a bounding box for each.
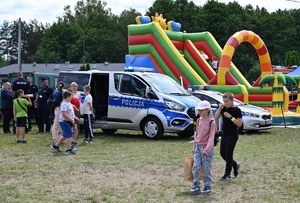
[164,122,194,135]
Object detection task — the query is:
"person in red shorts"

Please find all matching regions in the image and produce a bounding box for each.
[69,82,81,146]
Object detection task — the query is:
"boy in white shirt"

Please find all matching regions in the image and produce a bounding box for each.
[51,90,79,155]
[82,85,94,144]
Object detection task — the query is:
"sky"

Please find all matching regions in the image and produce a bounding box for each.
[0,0,299,24]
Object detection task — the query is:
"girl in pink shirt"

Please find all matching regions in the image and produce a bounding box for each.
[190,100,216,194]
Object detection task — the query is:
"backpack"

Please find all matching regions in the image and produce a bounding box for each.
[209,120,222,146]
[194,115,222,147]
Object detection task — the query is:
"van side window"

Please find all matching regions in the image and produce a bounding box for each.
[57,73,90,90]
[114,74,120,90]
[131,77,146,97]
[115,73,146,97]
[115,74,132,95]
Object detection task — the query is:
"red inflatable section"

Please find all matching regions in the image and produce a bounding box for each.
[208,71,239,85]
[129,34,191,87]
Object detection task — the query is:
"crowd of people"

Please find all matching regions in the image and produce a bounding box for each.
[1,71,94,155]
[2,71,243,190]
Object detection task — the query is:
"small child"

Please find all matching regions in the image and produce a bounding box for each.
[82,85,94,144]
[190,100,216,194]
[51,90,79,155]
[13,89,32,143]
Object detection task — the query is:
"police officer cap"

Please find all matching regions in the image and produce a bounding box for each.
[41,77,47,81]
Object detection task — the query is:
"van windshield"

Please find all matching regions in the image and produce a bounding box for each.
[142,74,189,96]
[58,72,90,91]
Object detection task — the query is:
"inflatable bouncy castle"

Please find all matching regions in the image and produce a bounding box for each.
[126,13,300,125]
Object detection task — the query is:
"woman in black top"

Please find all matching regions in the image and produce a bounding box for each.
[215,92,243,180]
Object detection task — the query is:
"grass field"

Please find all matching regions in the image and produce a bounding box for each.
[0,127,299,203]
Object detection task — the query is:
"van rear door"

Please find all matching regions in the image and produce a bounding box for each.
[107,72,149,129]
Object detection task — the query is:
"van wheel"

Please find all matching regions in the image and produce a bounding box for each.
[142,117,164,140]
[102,129,117,134]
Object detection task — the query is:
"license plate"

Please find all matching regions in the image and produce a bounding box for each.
[265,119,272,125]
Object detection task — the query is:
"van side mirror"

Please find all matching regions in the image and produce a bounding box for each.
[147,91,156,99]
[146,87,158,99]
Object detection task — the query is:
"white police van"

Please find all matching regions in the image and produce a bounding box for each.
[58,70,200,139]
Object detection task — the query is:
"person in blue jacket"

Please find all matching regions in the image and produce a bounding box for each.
[1,82,15,134]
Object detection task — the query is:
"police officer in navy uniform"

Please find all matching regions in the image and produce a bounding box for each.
[12,71,30,133]
[34,77,53,133]
[12,72,30,97]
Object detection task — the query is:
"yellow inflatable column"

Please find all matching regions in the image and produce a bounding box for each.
[272,73,284,115]
[297,80,300,113]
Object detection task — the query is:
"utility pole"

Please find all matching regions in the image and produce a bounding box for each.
[18,18,22,71]
[83,38,85,64]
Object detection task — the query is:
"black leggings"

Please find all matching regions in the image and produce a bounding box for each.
[83,114,94,140]
[220,134,238,175]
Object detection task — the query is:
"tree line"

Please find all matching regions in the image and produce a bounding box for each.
[1,0,300,83]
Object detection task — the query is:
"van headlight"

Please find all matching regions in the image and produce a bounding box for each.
[242,111,259,118]
[164,99,186,112]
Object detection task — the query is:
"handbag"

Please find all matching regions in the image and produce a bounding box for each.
[184,156,194,181]
[183,156,204,182]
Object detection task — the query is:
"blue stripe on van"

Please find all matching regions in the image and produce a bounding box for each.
[109,95,191,128]
[109,95,151,109]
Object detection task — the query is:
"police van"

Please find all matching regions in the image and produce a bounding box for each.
[58,70,200,139]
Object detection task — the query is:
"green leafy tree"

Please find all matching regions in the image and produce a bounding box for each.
[33,22,83,63]
[285,51,299,67]
[118,9,141,43]
[172,0,200,33]
[79,64,86,71]
[86,63,90,70]
[0,19,47,64]
[245,63,261,84]
[146,0,175,22]
[32,47,61,63]
[22,20,49,63]
[0,21,13,61]
[59,0,126,63]
[0,56,8,67]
